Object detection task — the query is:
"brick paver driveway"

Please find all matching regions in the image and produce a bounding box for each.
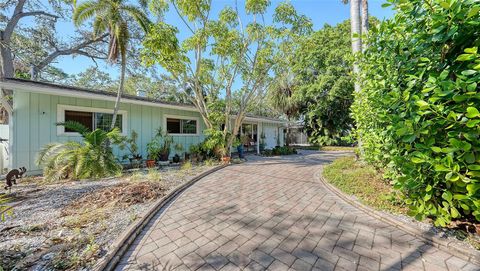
[116,151,479,271]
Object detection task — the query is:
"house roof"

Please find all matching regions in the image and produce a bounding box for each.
[0,77,286,124]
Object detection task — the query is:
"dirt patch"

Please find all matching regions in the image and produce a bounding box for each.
[0,164,217,270]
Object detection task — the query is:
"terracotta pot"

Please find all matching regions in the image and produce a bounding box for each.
[146,159,156,168]
[221,156,231,164]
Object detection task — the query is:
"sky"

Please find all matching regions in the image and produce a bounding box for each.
[49,0,394,78]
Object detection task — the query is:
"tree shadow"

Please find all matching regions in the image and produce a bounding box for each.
[117,151,462,271]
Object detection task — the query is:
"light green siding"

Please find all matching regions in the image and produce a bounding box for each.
[12,90,285,172]
[12,91,208,171]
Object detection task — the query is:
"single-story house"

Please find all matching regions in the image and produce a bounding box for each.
[0,78,286,174]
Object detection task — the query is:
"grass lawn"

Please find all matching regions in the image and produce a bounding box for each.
[323,156,406,214]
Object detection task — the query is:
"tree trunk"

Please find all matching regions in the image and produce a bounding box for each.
[361,0,369,51]
[110,58,126,130]
[0,42,14,79]
[350,0,362,94]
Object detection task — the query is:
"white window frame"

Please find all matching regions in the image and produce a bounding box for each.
[57,104,128,136]
[163,114,200,136]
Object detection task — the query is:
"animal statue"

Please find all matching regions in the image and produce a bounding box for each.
[5,167,26,190]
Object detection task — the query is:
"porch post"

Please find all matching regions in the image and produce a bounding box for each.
[256,122,260,155]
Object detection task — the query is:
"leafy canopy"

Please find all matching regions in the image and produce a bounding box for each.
[292,20,354,146]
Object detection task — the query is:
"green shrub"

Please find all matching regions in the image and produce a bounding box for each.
[36,121,123,181]
[263,146,297,156]
[353,0,480,225]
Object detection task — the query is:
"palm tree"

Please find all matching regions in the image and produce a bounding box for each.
[37,121,124,181]
[73,0,150,130]
[268,73,301,146]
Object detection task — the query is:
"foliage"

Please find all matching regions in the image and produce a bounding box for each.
[73,0,151,130]
[262,146,297,156]
[146,127,173,161]
[70,67,117,92]
[353,0,480,225]
[142,0,311,154]
[292,20,354,146]
[119,129,140,161]
[323,157,406,214]
[36,121,123,181]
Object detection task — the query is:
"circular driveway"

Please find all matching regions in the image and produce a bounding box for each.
[115,151,479,271]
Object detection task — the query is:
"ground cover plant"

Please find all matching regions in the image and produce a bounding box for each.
[352,0,480,226]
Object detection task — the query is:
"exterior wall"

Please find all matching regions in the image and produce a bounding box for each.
[12,91,207,172]
[12,90,286,172]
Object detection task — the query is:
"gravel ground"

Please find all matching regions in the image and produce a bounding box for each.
[0,164,217,271]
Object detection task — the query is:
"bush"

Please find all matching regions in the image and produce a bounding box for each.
[36,121,123,181]
[353,0,480,225]
[263,146,297,156]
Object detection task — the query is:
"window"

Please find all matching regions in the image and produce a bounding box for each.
[65,110,93,131]
[58,105,127,135]
[166,117,197,134]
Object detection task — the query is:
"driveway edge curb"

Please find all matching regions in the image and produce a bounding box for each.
[94,164,228,271]
[318,174,480,266]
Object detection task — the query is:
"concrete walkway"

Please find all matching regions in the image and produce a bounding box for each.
[115,151,479,271]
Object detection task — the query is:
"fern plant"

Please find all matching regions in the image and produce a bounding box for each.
[36,121,123,182]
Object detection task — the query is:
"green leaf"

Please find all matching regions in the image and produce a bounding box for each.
[464,47,478,54]
[439,1,450,9]
[411,157,425,163]
[467,165,480,170]
[466,107,480,118]
[451,207,460,218]
[467,7,480,19]
[467,82,477,92]
[431,146,442,153]
[464,152,476,164]
[442,191,453,203]
[381,3,391,8]
[456,54,475,61]
[462,70,477,76]
[415,100,429,108]
[434,164,450,171]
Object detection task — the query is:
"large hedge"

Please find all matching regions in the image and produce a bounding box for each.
[352,0,480,226]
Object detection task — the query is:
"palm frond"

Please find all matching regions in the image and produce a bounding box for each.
[57,121,91,135]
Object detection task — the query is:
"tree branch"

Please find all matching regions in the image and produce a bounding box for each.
[3,0,58,43]
[32,33,108,78]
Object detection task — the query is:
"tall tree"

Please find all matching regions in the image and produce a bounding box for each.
[0,0,110,113]
[293,21,354,146]
[361,0,369,50]
[350,0,362,93]
[142,0,310,154]
[73,0,151,130]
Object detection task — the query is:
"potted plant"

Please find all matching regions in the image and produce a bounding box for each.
[119,130,142,168]
[173,143,183,163]
[149,127,173,165]
[146,140,160,168]
[218,146,230,164]
[189,144,200,163]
